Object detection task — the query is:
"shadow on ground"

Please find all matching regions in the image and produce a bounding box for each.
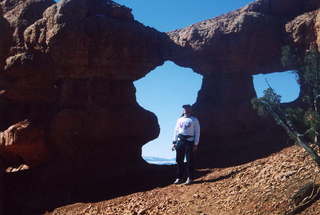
[4,163,211,215]
[193,168,246,185]
[4,128,291,215]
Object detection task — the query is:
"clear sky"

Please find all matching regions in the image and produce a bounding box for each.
[113,0,256,32]
[253,71,300,102]
[134,62,202,159]
[111,0,300,159]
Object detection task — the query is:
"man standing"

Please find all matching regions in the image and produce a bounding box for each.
[172,104,200,185]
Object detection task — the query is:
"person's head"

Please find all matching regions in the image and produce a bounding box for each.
[182,104,192,117]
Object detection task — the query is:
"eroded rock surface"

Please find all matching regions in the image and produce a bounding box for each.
[0,1,166,213]
[0,8,10,69]
[1,0,55,52]
[23,0,166,80]
[0,120,48,168]
[0,0,165,168]
[167,0,320,166]
[286,10,320,52]
[0,0,320,213]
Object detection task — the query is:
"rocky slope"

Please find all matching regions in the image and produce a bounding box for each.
[47,145,320,215]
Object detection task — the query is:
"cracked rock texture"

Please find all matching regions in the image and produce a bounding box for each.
[167,0,320,166]
[0,1,165,209]
[0,0,320,213]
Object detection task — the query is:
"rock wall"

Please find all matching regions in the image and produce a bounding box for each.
[0,0,320,213]
[0,6,10,69]
[0,120,48,168]
[167,0,320,166]
[0,0,168,169]
[0,0,169,212]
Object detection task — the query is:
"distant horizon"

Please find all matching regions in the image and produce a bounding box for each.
[143,156,175,160]
[143,155,176,165]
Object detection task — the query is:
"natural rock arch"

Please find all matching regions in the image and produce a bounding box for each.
[252,71,300,103]
[0,0,319,213]
[134,60,202,161]
[165,0,320,166]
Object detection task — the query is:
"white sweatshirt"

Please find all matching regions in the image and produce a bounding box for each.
[173,115,200,146]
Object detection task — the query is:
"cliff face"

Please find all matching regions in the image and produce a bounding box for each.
[0,1,167,207]
[0,0,320,213]
[0,0,169,163]
[0,6,10,69]
[167,0,320,166]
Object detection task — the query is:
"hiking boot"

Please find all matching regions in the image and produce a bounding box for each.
[173,178,183,184]
[184,177,193,185]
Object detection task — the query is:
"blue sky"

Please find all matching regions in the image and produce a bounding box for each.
[134,62,202,159]
[253,71,300,102]
[114,0,255,32]
[112,0,300,159]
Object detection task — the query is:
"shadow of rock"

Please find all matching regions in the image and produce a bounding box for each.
[195,127,290,169]
[4,163,211,215]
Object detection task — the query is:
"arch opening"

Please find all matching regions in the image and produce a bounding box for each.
[252,70,300,103]
[134,61,202,165]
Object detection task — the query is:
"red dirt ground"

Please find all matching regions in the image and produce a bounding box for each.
[46,145,320,215]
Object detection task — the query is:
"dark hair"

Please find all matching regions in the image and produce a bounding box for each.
[181,104,193,117]
[182,104,192,109]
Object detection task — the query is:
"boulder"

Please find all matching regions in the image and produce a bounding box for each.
[0,120,48,168]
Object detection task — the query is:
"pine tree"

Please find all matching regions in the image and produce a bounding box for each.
[252,46,320,166]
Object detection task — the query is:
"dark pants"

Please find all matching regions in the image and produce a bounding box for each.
[176,140,194,179]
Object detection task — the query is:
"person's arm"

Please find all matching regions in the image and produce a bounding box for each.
[193,118,200,146]
[172,119,180,144]
[171,119,180,151]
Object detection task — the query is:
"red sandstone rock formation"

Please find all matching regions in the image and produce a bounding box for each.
[0,120,48,168]
[0,2,165,212]
[0,1,167,213]
[23,0,165,80]
[167,0,320,166]
[1,0,55,52]
[0,0,166,171]
[0,7,10,69]
[286,10,320,52]
[0,0,320,213]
